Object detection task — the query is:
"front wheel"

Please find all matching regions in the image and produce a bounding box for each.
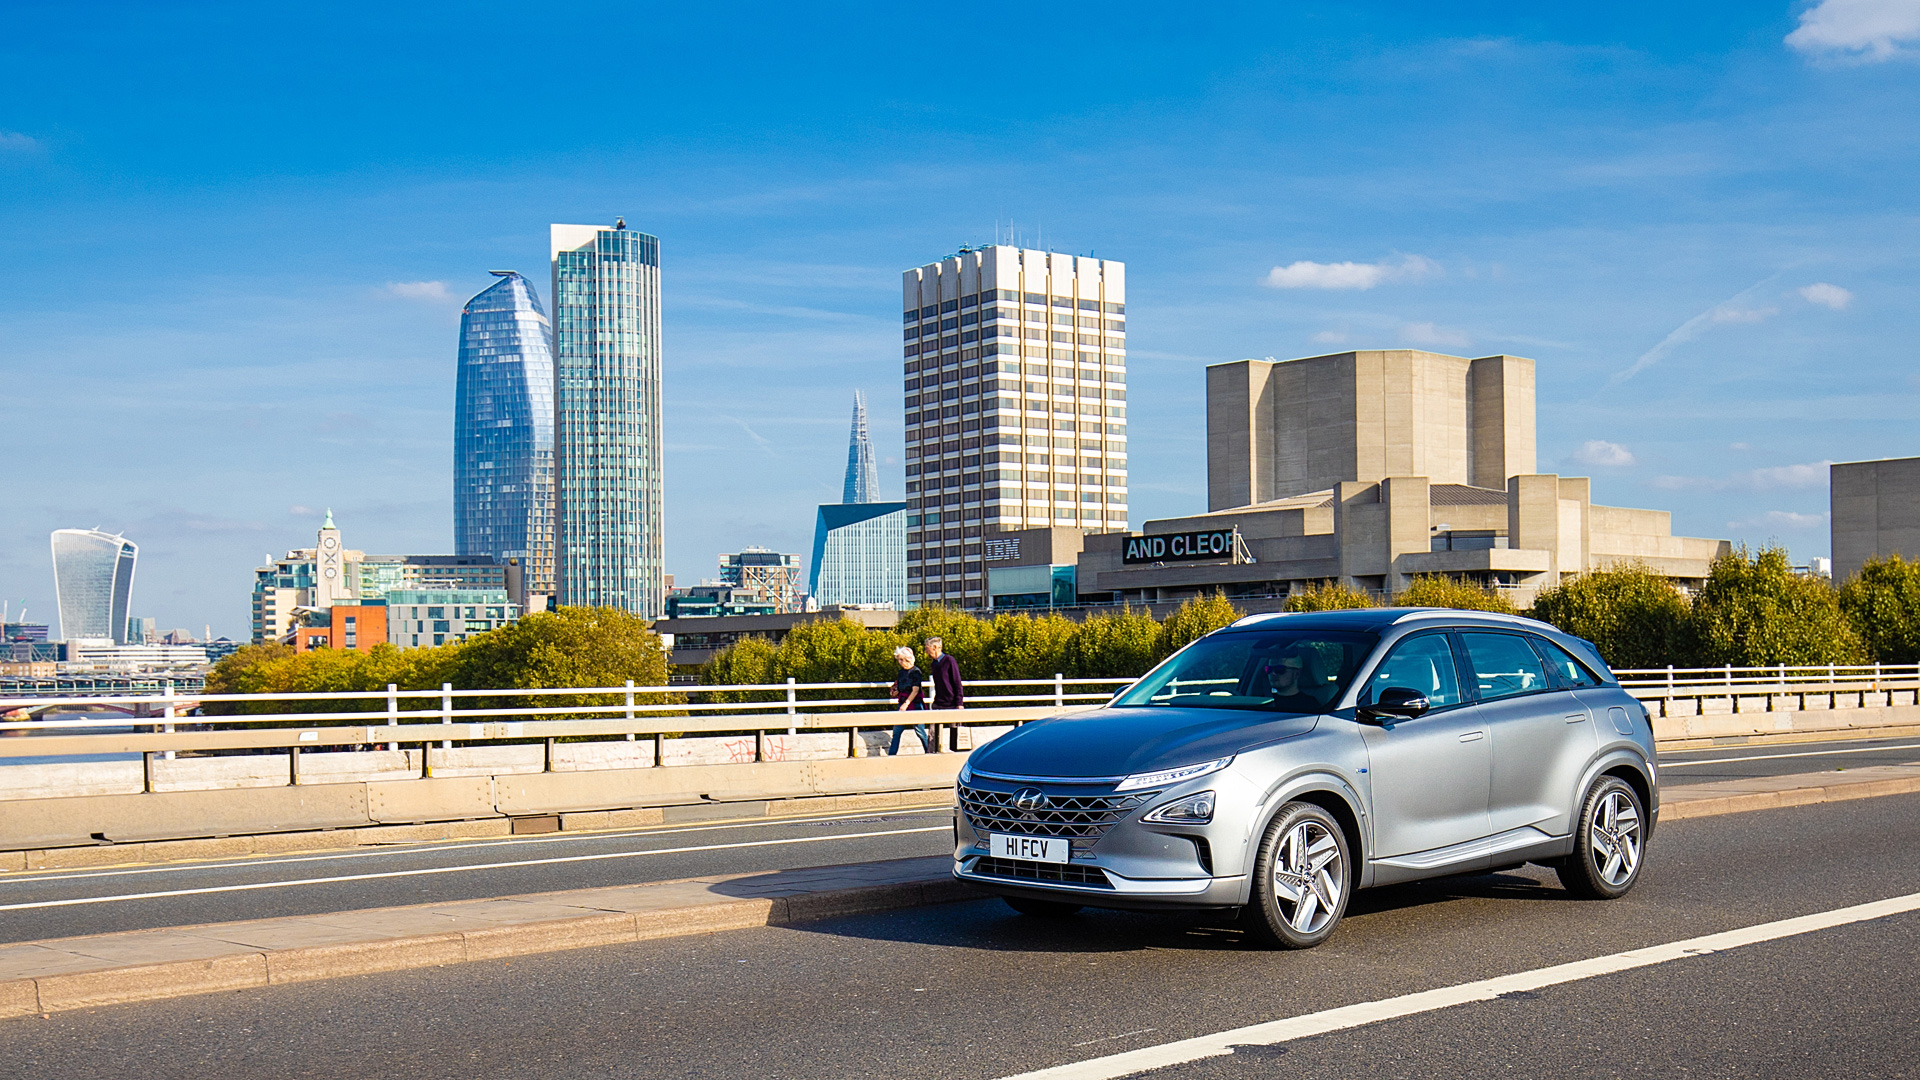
[1239,801,1351,949]
[1556,775,1647,899]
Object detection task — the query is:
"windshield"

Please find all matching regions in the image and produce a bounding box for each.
[1111,630,1377,712]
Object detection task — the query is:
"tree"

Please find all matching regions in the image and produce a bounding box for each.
[1838,555,1920,663]
[1060,607,1160,678]
[1686,546,1865,667]
[1395,576,1518,615]
[984,611,1080,680]
[454,606,671,718]
[1284,581,1377,612]
[1153,593,1242,661]
[1528,563,1689,670]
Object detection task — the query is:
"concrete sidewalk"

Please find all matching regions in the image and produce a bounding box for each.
[3,762,1917,1020]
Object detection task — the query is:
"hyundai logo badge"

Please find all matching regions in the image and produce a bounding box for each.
[1013,787,1047,812]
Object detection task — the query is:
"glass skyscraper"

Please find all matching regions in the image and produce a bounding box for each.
[50,528,138,643]
[550,220,664,617]
[454,271,555,600]
[810,392,907,608]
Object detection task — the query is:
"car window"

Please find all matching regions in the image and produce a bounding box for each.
[1459,632,1551,701]
[1533,637,1602,688]
[1111,630,1376,712]
[1363,633,1463,709]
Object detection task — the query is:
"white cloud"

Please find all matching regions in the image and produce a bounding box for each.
[1310,330,1349,345]
[1651,460,1834,492]
[385,280,451,301]
[0,131,40,152]
[1262,254,1438,291]
[1399,321,1471,348]
[1572,440,1636,467]
[1786,0,1920,61]
[1728,510,1830,531]
[289,505,317,516]
[1800,282,1854,309]
[1709,305,1777,323]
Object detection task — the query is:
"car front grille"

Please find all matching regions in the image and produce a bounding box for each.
[971,856,1114,889]
[958,783,1151,843]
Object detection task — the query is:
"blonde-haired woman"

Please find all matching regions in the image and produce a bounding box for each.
[888,645,929,755]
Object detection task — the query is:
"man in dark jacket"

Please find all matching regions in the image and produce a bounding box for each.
[925,636,963,752]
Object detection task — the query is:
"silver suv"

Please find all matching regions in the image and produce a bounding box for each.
[953,608,1657,948]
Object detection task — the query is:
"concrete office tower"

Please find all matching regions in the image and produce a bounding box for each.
[50,528,138,643]
[903,246,1127,608]
[551,220,664,617]
[455,271,556,602]
[843,390,880,504]
[1207,350,1535,510]
[1831,456,1920,582]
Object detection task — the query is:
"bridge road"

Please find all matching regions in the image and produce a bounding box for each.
[5,789,1918,1077]
[1,733,1916,945]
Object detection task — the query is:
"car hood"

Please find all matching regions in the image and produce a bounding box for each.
[966,706,1320,780]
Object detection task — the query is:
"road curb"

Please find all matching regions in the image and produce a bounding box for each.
[1661,774,1920,821]
[0,871,988,1020]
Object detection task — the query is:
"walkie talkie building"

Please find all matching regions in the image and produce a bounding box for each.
[454,271,556,601]
[50,528,138,643]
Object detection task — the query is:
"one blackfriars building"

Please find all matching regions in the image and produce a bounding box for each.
[902,246,1128,607]
[454,271,555,605]
[550,220,665,617]
[50,528,138,643]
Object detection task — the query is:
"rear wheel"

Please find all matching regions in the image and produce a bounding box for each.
[1239,801,1351,949]
[1004,896,1083,918]
[1556,775,1646,899]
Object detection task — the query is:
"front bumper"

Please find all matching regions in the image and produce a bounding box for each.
[954,852,1248,910]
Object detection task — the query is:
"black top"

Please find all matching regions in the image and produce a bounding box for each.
[893,668,926,710]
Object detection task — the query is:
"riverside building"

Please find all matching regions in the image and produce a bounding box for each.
[454,271,556,608]
[551,220,665,617]
[902,246,1128,608]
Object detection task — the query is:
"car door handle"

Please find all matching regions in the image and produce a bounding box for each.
[1458,731,1485,743]
[1565,713,1587,723]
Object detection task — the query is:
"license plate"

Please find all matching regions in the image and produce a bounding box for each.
[991,833,1070,864]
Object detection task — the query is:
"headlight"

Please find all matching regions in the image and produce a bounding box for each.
[957,759,972,785]
[1142,790,1216,824]
[1113,757,1231,792]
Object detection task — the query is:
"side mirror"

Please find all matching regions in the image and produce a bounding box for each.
[1357,686,1430,725]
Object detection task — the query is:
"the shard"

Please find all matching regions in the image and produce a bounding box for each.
[842,390,880,504]
[454,271,555,600]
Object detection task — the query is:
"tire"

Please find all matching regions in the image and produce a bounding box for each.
[1556,775,1647,900]
[1004,896,1083,918]
[1239,801,1352,949]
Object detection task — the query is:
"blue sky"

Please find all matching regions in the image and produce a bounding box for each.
[3,1,1918,638]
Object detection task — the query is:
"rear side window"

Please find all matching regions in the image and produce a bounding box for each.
[1459,632,1551,702]
[1534,637,1602,688]
[1364,633,1464,709]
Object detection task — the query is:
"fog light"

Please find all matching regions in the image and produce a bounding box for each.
[1143,790,1216,824]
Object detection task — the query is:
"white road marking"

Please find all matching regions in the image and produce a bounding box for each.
[0,826,951,912]
[993,890,1920,1080]
[0,806,952,885]
[1660,743,1920,768]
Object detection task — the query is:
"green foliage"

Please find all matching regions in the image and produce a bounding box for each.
[983,612,1080,680]
[1686,546,1865,667]
[1394,575,1519,615]
[1527,563,1690,670]
[1838,555,1920,663]
[203,607,671,721]
[1059,607,1161,678]
[1283,581,1377,612]
[1153,593,1242,661]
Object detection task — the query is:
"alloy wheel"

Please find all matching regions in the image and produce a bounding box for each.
[1270,819,1343,934]
[1588,789,1642,887]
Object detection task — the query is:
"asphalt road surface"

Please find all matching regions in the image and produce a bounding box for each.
[2,733,1915,945]
[5,788,1917,1079]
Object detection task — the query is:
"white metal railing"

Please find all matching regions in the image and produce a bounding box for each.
[0,676,1135,752]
